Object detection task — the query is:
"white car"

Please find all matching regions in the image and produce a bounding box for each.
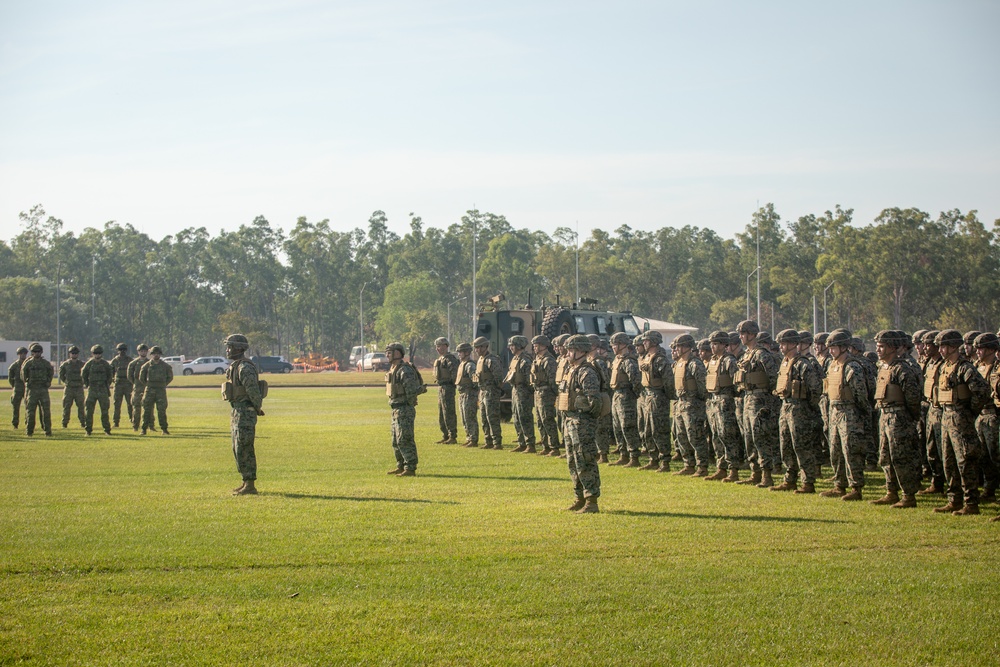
[182,356,230,375]
[357,352,390,372]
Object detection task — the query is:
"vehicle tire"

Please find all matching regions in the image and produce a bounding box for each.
[214,368,225,375]
[540,306,574,340]
[282,366,292,374]
[183,368,193,376]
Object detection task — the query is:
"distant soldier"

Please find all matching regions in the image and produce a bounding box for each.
[384,342,420,476]
[608,332,642,467]
[455,343,480,448]
[473,336,504,450]
[821,328,869,500]
[851,337,879,472]
[671,333,710,476]
[8,346,28,428]
[224,334,265,494]
[20,342,53,436]
[138,346,173,435]
[432,337,459,444]
[706,331,744,482]
[82,344,113,436]
[638,330,674,471]
[974,333,1000,506]
[869,330,922,508]
[932,329,990,515]
[505,335,536,453]
[127,344,151,432]
[109,343,133,428]
[799,330,826,477]
[814,331,833,477]
[734,320,779,487]
[632,334,648,456]
[58,346,86,429]
[918,330,946,496]
[963,331,982,362]
[697,338,713,365]
[586,335,612,463]
[561,335,602,514]
[530,335,560,456]
[771,329,823,494]
[552,334,573,458]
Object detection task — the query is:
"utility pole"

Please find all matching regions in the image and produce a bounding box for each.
[471,207,477,343]
[360,282,368,350]
[448,296,467,344]
[823,281,836,332]
[575,221,580,305]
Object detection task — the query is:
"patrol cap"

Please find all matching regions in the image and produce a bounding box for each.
[737,320,760,335]
[137,343,149,352]
[963,331,982,346]
[609,332,631,346]
[922,330,940,345]
[456,342,473,353]
[473,336,490,348]
[797,330,813,345]
[728,331,741,346]
[709,330,730,345]
[564,334,592,352]
[224,334,249,349]
[91,345,103,354]
[149,345,162,354]
[826,328,853,348]
[874,330,900,347]
[775,329,800,344]
[671,333,696,349]
[850,337,865,353]
[814,332,829,346]
[697,338,711,351]
[434,337,449,347]
[385,342,406,355]
[644,330,663,345]
[508,335,528,349]
[116,343,128,352]
[67,345,79,354]
[974,332,1000,350]
[530,335,550,347]
[15,346,27,354]
[934,329,963,348]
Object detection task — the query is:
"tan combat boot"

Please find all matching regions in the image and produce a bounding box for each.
[952,504,979,516]
[841,488,863,501]
[657,461,672,473]
[693,466,709,477]
[387,466,404,475]
[641,459,660,471]
[524,444,536,454]
[625,455,642,468]
[673,465,695,476]
[756,470,773,489]
[512,444,527,453]
[234,480,258,495]
[722,468,741,483]
[794,482,815,494]
[820,486,846,497]
[597,453,609,464]
[576,497,599,513]
[565,497,586,512]
[737,470,762,485]
[771,480,797,492]
[705,469,728,481]
[891,494,917,508]
[610,453,630,466]
[870,492,900,505]
[933,501,963,513]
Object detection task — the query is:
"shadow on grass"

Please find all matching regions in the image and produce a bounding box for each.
[607,510,849,524]
[271,492,459,505]
[418,473,566,483]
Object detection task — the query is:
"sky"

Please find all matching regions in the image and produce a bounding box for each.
[1,0,998,243]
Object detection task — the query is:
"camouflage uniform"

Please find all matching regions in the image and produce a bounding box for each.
[609,339,642,461]
[589,346,613,459]
[8,351,27,428]
[127,350,151,431]
[386,351,420,473]
[474,341,505,449]
[774,340,824,488]
[433,342,459,443]
[505,340,536,452]
[921,338,946,492]
[562,349,602,506]
[853,344,879,467]
[672,344,710,472]
[825,351,869,492]
[736,338,780,477]
[874,342,923,499]
[638,336,674,467]
[706,337,744,478]
[455,347,480,447]
[58,354,86,429]
[228,356,264,482]
[109,348,133,427]
[531,342,560,454]
[139,355,173,433]
[21,349,54,436]
[82,351,113,435]
[973,334,1000,499]
[554,344,572,451]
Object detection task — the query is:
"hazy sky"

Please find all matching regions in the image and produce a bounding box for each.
[1,0,997,243]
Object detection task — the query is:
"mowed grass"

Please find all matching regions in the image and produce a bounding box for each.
[2,386,999,666]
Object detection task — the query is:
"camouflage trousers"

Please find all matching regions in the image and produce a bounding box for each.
[977,409,999,495]
[458,388,479,445]
[941,406,981,505]
[85,388,111,434]
[10,387,24,428]
[479,389,502,448]
[391,403,418,471]
[62,385,85,428]
[778,401,821,485]
[437,384,457,440]
[142,387,169,431]
[611,390,641,455]
[597,412,613,456]
[113,381,133,426]
[639,388,671,461]
[878,407,922,496]
[707,394,743,470]
[675,399,711,468]
[925,406,945,486]
[231,403,258,481]
[534,389,560,450]
[25,388,52,435]
[817,395,831,467]
[131,386,146,431]
[742,391,779,473]
[565,411,601,500]
[510,386,535,448]
[829,402,867,489]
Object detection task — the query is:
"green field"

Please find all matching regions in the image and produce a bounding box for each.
[2,386,999,666]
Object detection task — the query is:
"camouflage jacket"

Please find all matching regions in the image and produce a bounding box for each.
[474,353,505,392]
[227,357,264,410]
[22,357,54,390]
[610,351,641,397]
[59,358,85,387]
[386,361,420,407]
[530,351,559,393]
[876,357,922,420]
[433,352,459,385]
[82,358,113,391]
[674,353,707,402]
[127,356,151,388]
[8,358,26,390]
[139,359,174,388]
[110,354,133,384]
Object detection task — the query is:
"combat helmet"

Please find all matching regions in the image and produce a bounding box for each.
[709,330,730,345]
[137,343,149,352]
[737,320,760,335]
[224,334,250,350]
[934,329,963,348]
[912,329,928,344]
[609,332,631,347]
[552,334,569,348]
[826,328,853,348]
[508,335,528,349]
[564,334,592,352]
[797,331,814,346]
[775,329,800,345]
[922,330,941,345]
[116,343,128,352]
[434,337,449,347]
[974,332,999,350]
[472,336,490,349]
[671,333,696,349]
[91,344,104,354]
[530,335,550,347]
[697,338,711,352]
[67,345,79,354]
[149,346,162,355]
[963,331,982,347]
[644,330,663,345]
[873,330,900,347]
[15,346,27,355]
[456,342,473,353]
[385,342,406,356]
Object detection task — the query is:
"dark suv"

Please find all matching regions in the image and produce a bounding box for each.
[250,356,294,374]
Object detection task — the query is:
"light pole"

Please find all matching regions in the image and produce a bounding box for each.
[823,281,835,332]
[360,282,368,351]
[746,266,761,320]
[575,221,580,305]
[448,296,467,344]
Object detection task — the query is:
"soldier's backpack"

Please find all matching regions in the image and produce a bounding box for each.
[408,362,428,395]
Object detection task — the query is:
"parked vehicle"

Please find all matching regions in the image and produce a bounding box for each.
[357,352,390,372]
[251,356,294,374]
[349,346,367,368]
[182,356,230,375]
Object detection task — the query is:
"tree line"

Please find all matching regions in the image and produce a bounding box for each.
[1,203,996,363]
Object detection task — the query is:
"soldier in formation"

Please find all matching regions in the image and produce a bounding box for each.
[21,342,53,436]
[735,320,779,487]
[771,329,823,493]
[530,335,560,456]
[454,342,480,448]
[433,337,459,444]
[224,334,265,495]
[59,345,87,429]
[560,334,602,513]
[505,336,536,453]
[138,346,173,435]
[705,330,743,482]
[8,346,28,429]
[127,344,151,432]
[821,328,869,500]
[110,343,133,428]
[671,334,710,476]
[82,344,113,436]
[638,330,674,471]
[473,336,504,450]
[608,332,642,467]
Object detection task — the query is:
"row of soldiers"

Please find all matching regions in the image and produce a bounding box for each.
[7,343,174,436]
[430,322,1000,517]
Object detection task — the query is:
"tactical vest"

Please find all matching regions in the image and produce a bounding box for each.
[706,356,733,393]
[505,354,528,386]
[112,356,132,381]
[530,354,554,388]
[923,360,941,404]
[976,360,1000,408]
[129,358,150,387]
[456,360,475,389]
[386,363,406,399]
[937,361,971,406]
[8,359,26,389]
[610,355,634,390]
[61,359,84,386]
[825,360,852,402]
[87,360,112,385]
[874,365,905,406]
[775,356,806,399]
[144,360,171,387]
[25,359,52,388]
[223,359,267,402]
[673,358,697,395]
[640,351,665,388]
[434,354,456,383]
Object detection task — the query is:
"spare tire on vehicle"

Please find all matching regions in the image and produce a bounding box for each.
[540,307,574,340]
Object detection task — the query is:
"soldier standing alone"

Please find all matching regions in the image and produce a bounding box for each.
[224,334,265,495]
[82,345,113,436]
[8,346,28,429]
[385,342,421,476]
[433,337,459,444]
